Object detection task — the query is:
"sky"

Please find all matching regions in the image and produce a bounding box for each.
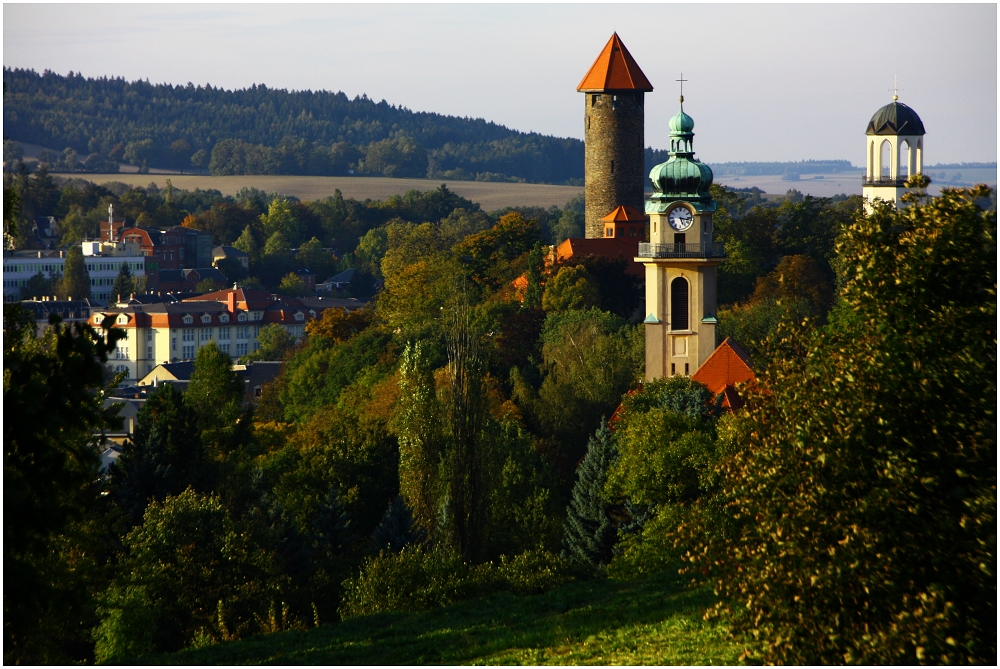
[3,3,997,165]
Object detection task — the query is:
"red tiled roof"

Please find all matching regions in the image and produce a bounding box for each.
[554,237,644,278]
[600,205,648,223]
[692,338,755,409]
[577,33,653,93]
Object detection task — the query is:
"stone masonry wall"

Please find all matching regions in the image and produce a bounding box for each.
[584,91,646,238]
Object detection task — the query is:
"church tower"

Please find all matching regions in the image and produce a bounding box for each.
[862,94,925,213]
[578,33,652,238]
[636,93,723,380]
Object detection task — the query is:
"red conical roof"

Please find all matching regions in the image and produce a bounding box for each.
[577,33,653,92]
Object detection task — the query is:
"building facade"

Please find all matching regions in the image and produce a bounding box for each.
[3,246,147,303]
[85,287,364,379]
[578,33,653,238]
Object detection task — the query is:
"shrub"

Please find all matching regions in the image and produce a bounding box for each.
[339,547,581,619]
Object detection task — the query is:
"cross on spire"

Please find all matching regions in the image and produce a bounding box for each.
[677,73,688,103]
[891,74,900,101]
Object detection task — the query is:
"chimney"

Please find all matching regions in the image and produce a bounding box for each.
[59,251,65,258]
[228,290,236,313]
[37,251,42,258]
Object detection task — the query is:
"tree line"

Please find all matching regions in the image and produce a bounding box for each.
[4,176,994,664]
[2,68,584,183]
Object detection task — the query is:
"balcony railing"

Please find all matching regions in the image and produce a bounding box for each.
[637,242,726,259]
[863,175,909,187]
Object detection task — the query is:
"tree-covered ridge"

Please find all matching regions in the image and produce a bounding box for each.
[2,68,584,183]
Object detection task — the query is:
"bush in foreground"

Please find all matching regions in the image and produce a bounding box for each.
[339,547,587,619]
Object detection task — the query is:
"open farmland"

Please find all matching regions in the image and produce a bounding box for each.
[67,173,585,211]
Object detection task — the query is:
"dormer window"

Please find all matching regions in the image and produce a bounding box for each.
[238,312,247,322]
[200,314,212,324]
[294,312,305,322]
[308,310,316,319]
[219,314,229,324]
[182,314,193,325]
[117,314,129,325]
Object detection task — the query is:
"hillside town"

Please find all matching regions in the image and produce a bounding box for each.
[4,14,995,667]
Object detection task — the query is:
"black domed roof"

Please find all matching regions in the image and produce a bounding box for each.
[866,101,925,136]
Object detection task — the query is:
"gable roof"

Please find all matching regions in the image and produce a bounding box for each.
[577,33,653,93]
[600,205,649,223]
[691,337,755,404]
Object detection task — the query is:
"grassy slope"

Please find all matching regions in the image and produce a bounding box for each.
[146,572,742,666]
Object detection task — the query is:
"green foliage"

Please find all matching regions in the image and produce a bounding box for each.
[265,404,398,543]
[282,327,393,423]
[4,306,122,663]
[453,211,541,291]
[59,244,91,299]
[339,547,580,620]
[559,255,642,319]
[542,264,600,312]
[110,383,205,528]
[391,341,444,534]
[4,68,584,183]
[243,323,294,363]
[686,187,996,664]
[749,253,833,317]
[717,296,813,363]
[94,489,285,660]
[21,270,58,300]
[523,241,545,310]
[294,236,337,280]
[185,341,245,429]
[278,272,309,297]
[112,261,135,301]
[562,423,617,566]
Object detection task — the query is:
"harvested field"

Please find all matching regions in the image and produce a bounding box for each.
[67,174,585,211]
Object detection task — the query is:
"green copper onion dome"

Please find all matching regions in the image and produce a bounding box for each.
[647,97,714,208]
[668,105,694,134]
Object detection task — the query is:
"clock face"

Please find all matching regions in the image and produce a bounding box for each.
[668,207,693,231]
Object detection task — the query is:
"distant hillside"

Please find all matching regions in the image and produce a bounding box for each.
[643,150,859,177]
[2,68,584,184]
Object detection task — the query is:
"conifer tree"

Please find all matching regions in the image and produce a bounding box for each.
[371,496,425,553]
[58,245,91,300]
[111,262,134,302]
[562,421,617,565]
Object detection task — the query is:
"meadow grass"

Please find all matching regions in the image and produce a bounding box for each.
[143,571,742,665]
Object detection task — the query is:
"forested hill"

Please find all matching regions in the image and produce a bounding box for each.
[2,68,584,184]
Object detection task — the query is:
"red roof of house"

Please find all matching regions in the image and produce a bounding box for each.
[600,205,649,223]
[554,237,644,278]
[691,337,755,409]
[577,33,653,93]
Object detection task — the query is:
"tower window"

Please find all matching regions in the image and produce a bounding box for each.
[671,363,676,375]
[684,363,689,375]
[592,94,602,105]
[671,277,689,331]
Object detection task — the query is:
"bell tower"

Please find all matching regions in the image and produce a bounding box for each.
[578,33,653,238]
[636,90,723,380]
[862,91,926,213]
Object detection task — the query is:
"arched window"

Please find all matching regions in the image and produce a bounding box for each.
[899,140,911,178]
[869,140,875,177]
[881,140,892,177]
[670,277,689,331]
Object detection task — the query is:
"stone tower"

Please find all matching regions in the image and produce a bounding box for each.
[862,96,925,213]
[636,95,723,380]
[577,33,652,238]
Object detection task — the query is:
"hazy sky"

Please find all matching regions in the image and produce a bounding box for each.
[4,3,997,165]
